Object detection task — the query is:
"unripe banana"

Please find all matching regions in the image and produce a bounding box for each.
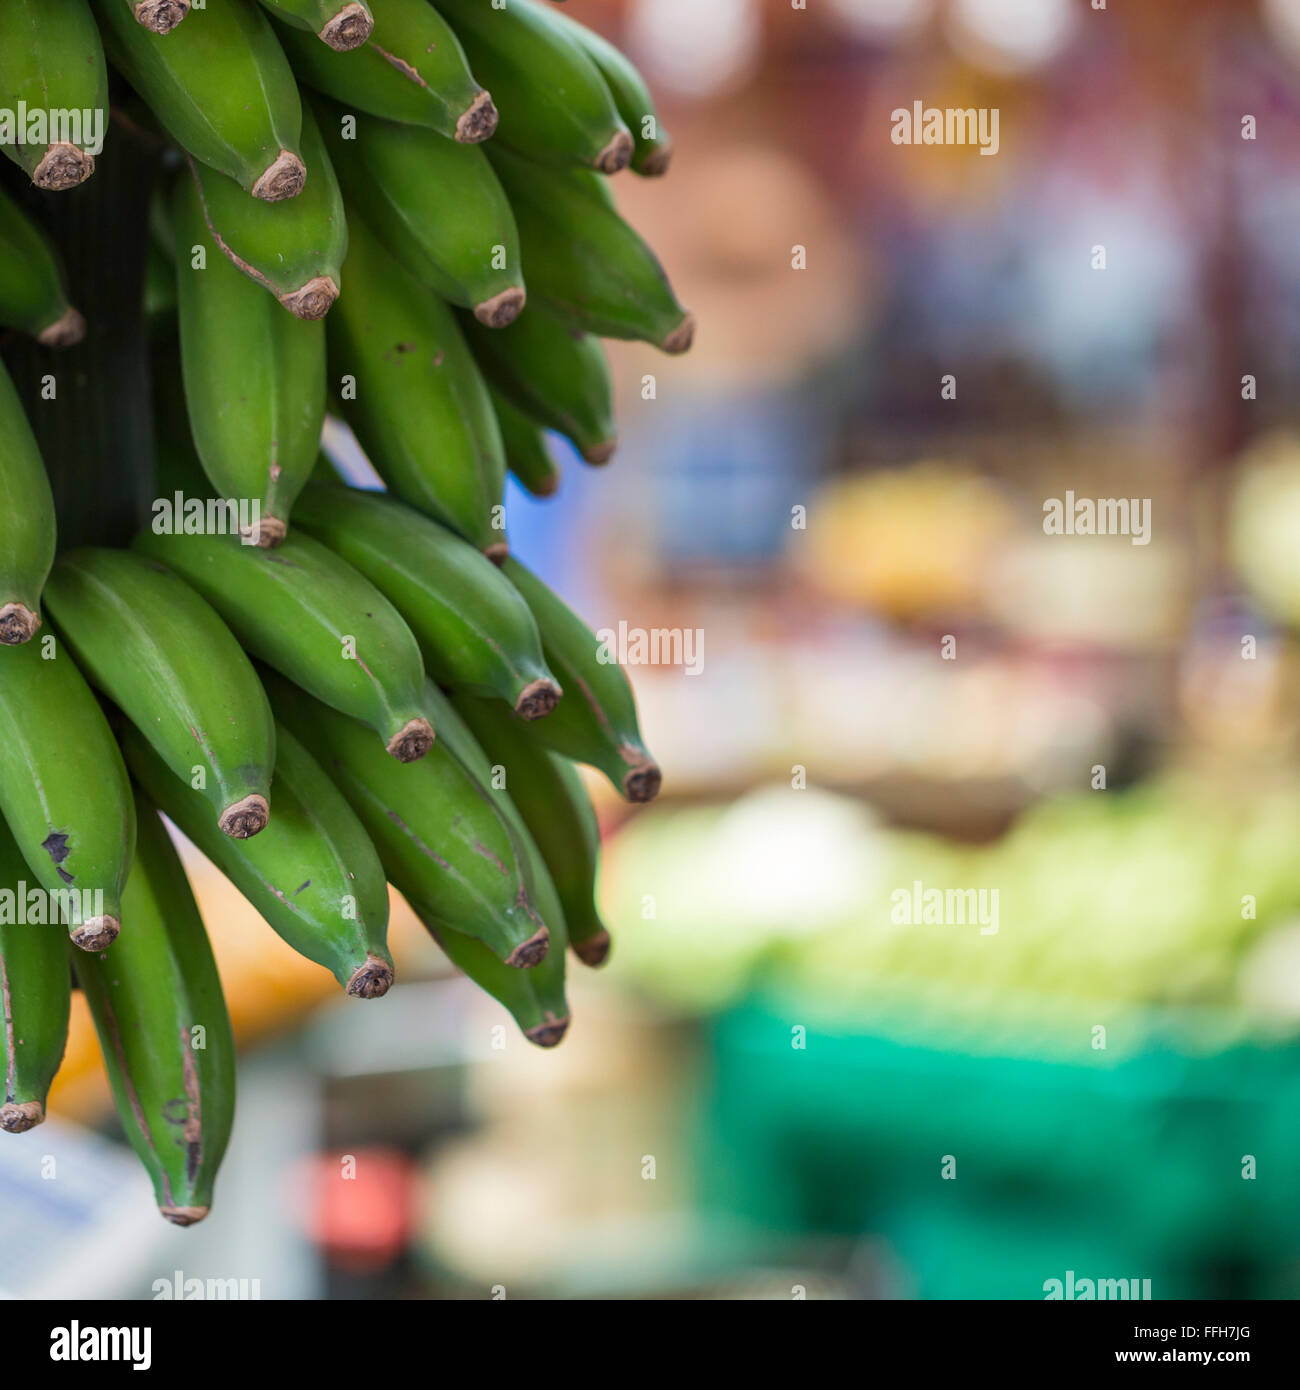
[434,0,632,173]
[315,100,522,327]
[487,144,694,353]
[401,683,569,1042]
[120,718,394,997]
[259,0,372,51]
[74,792,236,1226]
[0,362,56,645]
[419,917,569,1047]
[264,670,550,969]
[492,386,560,498]
[0,187,85,346]
[134,528,434,762]
[129,2,190,35]
[43,549,276,839]
[0,636,135,951]
[0,0,107,190]
[450,690,610,967]
[173,171,326,544]
[185,102,347,319]
[502,557,661,803]
[541,2,673,176]
[275,0,496,143]
[326,213,506,553]
[291,481,560,718]
[95,0,307,201]
[461,306,616,464]
[0,815,72,1132]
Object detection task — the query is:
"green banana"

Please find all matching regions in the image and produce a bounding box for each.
[264,670,550,970]
[95,0,307,200]
[0,815,72,1132]
[133,528,434,762]
[144,233,176,321]
[43,548,276,839]
[435,0,631,173]
[542,2,673,176]
[326,213,506,553]
[502,557,661,803]
[487,143,694,353]
[120,719,394,997]
[462,306,616,464]
[129,2,190,35]
[74,792,236,1225]
[173,170,326,545]
[394,683,569,1043]
[0,362,56,646]
[419,916,569,1047]
[275,0,496,143]
[259,0,372,50]
[0,186,85,346]
[316,100,522,327]
[0,636,135,951]
[291,481,560,718]
[185,101,347,319]
[0,0,107,189]
[492,386,560,498]
[450,690,610,967]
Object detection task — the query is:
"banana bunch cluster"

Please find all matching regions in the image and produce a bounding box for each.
[0,0,689,1225]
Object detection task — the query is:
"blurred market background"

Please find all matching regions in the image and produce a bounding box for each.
[7,0,1300,1300]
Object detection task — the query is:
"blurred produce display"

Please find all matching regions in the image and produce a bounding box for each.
[605,775,1300,1046]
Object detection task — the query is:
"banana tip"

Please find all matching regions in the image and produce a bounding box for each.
[279,277,339,321]
[524,1014,570,1048]
[527,469,561,498]
[134,0,189,33]
[456,91,499,144]
[346,953,395,999]
[33,142,93,191]
[623,761,662,804]
[71,915,120,953]
[160,1204,209,1227]
[505,926,550,970]
[242,516,288,548]
[573,930,612,969]
[582,439,618,466]
[320,3,373,50]
[661,313,696,356]
[0,603,41,645]
[386,717,435,763]
[219,794,270,839]
[252,150,307,202]
[595,130,635,175]
[484,541,510,567]
[0,1101,45,1134]
[637,141,674,178]
[514,678,562,721]
[473,287,526,329]
[38,307,86,349]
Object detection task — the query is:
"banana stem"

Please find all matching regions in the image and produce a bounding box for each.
[0,117,159,550]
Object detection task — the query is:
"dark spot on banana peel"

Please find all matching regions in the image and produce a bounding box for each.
[42,832,76,884]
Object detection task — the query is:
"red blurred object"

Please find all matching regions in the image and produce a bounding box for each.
[291,1148,419,1273]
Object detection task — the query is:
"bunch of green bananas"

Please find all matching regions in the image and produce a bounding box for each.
[0,0,688,1224]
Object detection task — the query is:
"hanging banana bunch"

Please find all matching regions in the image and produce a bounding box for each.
[0,0,688,1225]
